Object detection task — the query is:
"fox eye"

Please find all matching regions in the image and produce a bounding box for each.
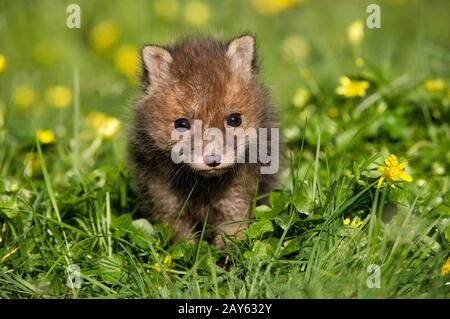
[174,118,191,131]
[226,113,242,127]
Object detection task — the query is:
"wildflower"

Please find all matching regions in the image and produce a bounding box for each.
[153,255,172,272]
[36,129,56,144]
[249,0,300,16]
[351,217,364,228]
[292,87,310,108]
[12,85,36,109]
[0,54,6,73]
[90,21,118,51]
[355,57,365,67]
[99,117,121,139]
[87,112,107,129]
[163,255,172,267]
[347,20,364,45]
[281,34,310,62]
[183,1,211,27]
[442,257,450,276]
[424,79,445,93]
[343,217,364,228]
[154,0,179,20]
[336,76,370,97]
[87,111,121,139]
[377,154,413,188]
[45,86,72,108]
[115,45,139,82]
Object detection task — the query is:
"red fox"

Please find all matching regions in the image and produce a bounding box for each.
[130,35,280,248]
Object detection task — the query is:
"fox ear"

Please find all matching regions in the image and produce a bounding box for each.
[226,35,256,78]
[141,45,173,85]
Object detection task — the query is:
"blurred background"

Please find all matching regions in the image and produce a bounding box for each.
[0,1,448,142]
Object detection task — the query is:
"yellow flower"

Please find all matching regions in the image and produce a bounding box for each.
[100,117,121,139]
[347,20,364,45]
[442,257,450,276]
[115,45,139,82]
[87,111,107,129]
[292,87,310,108]
[343,217,364,228]
[424,79,445,93]
[154,0,179,20]
[336,76,370,98]
[164,255,172,267]
[377,154,413,188]
[249,0,301,15]
[351,217,364,228]
[87,111,121,139]
[45,86,72,108]
[153,255,173,272]
[36,129,56,144]
[0,54,6,73]
[281,34,310,62]
[12,85,36,109]
[90,21,119,51]
[183,1,211,27]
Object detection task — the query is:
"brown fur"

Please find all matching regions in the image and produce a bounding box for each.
[129,35,280,248]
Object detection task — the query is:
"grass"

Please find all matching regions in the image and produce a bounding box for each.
[0,0,449,298]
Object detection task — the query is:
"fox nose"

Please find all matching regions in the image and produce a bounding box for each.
[204,154,221,168]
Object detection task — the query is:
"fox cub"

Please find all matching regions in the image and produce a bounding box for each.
[130,35,280,248]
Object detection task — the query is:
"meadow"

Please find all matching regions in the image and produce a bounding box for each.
[0,0,449,298]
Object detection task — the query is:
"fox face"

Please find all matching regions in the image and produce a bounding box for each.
[136,35,272,176]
